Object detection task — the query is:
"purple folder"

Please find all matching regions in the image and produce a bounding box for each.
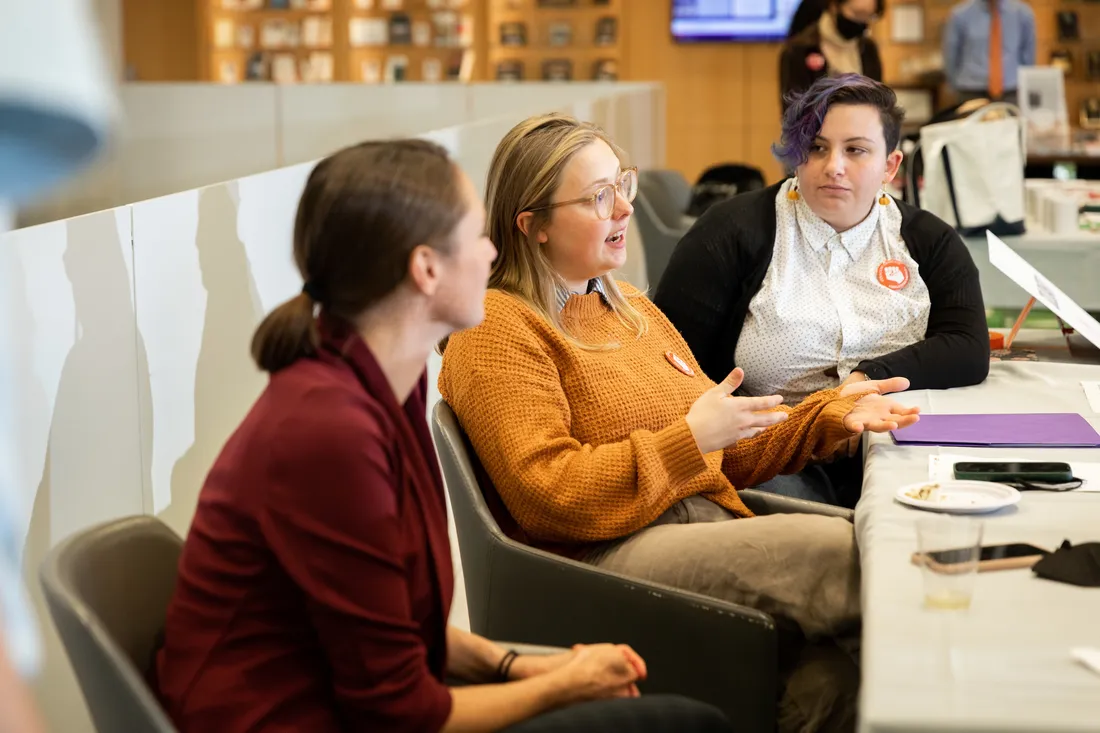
[891,413,1100,448]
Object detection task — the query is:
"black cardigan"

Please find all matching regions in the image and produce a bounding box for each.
[779,25,882,112]
[652,182,990,392]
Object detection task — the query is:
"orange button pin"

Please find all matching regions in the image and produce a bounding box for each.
[877,260,910,290]
[665,351,695,376]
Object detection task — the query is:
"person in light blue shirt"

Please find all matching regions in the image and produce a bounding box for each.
[942,0,1035,104]
[0,0,115,729]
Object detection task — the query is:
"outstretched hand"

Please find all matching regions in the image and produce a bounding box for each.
[686,368,788,454]
[842,393,921,434]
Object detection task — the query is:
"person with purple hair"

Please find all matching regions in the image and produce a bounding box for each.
[655,74,988,507]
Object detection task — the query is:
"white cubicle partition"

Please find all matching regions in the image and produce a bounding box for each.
[1,82,663,733]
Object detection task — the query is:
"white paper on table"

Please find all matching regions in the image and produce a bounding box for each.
[890,4,924,42]
[987,231,1100,349]
[1071,648,1100,677]
[1083,382,1100,415]
[929,453,1100,492]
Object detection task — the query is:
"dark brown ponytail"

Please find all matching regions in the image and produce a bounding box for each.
[250,139,467,373]
[250,292,320,373]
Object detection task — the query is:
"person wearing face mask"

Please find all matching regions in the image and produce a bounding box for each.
[654,75,988,507]
[779,0,884,113]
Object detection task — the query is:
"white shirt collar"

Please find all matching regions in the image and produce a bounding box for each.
[793,193,882,260]
[556,277,608,312]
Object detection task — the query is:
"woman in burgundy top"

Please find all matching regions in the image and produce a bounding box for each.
[154,140,732,733]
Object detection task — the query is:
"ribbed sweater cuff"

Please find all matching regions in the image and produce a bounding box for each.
[654,418,709,485]
[816,395,862,449]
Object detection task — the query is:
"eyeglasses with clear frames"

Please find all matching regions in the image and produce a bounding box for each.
[527,167,638,221]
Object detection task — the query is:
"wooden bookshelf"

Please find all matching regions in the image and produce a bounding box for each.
[488,0,624,82]
[342,0,480,83]
[199,1,337,83]
[191,0,482,83]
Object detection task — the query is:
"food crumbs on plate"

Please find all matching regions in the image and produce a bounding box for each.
[905,484,941,501]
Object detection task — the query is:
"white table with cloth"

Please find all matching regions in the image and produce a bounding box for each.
[856,360,1100,733]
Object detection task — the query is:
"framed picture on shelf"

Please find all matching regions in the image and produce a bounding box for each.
[389,13,412,44]
[548,21,573,47]
[349,17,388,46]
[214,18,236,49]
[496,60,524,81]
[246,51,267,80]
[237,25,256,49]
[1082,98,1100,130]
[594,17,617,45]
[384,54,409,81]
[1056,11,1079,41]
[593,58,617,81]
[271,53,299,83]
[542,58,573,81]
[218,59,242,83]
[270,0,291,9]
[361,58,383,83]
[1088,51,1100,81]
[432,11,460,47]
[413,20,432,46]
[1050,49,1074,76]
[423,57,444,82]
[500,21,527,46]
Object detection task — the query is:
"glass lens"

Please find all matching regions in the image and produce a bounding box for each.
[620,169,638,203]
[594,186,614,219]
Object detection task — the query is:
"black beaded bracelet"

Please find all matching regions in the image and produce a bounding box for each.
[495,650,519,682]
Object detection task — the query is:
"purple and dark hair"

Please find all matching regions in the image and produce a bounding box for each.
[771,73,905,170]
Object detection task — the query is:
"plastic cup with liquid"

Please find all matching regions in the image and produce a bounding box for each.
[915,515,984,610]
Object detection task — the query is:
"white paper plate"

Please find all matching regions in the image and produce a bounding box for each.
[894,480,1021,514]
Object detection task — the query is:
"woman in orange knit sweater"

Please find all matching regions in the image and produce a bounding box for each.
[439,115,919,733]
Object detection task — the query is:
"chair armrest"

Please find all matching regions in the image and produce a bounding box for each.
[739,488,854,522]
[477,537,777,733]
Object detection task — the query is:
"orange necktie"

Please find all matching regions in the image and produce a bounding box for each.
[989,0,1003,99]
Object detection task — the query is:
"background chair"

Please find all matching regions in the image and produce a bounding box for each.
[636,169,694,288]
[432,401,853,732]
[686,163,767,218]
[39,516,180,733]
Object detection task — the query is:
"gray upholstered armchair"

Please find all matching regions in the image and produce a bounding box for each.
[432,400,853,733]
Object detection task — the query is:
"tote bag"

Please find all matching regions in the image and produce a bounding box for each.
[914,103,1027,237]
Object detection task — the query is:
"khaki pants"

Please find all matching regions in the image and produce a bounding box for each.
[584,498,861,733]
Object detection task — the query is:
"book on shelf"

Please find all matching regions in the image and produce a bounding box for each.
[214,18,236,49]
[548,21,572,47]
[593,58,617,81]
[384,54,409,81]
[499,21,527,46]
[1056,11,1079,42]
[594,16,617,46]
[413,20,432,46]
[361,58,383,82]
[496,59,524,81]
[349,17,388,46]
[1051,49,1074,76]
[542,58,573,81]
[423,57,444,82]
[389,13,413,45]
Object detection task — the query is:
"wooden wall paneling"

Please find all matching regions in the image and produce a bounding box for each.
[122,0,200,81]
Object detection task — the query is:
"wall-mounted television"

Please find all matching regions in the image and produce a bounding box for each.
[671,0,802,42]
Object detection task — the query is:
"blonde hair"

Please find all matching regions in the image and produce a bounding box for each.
[484,113,648,349]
